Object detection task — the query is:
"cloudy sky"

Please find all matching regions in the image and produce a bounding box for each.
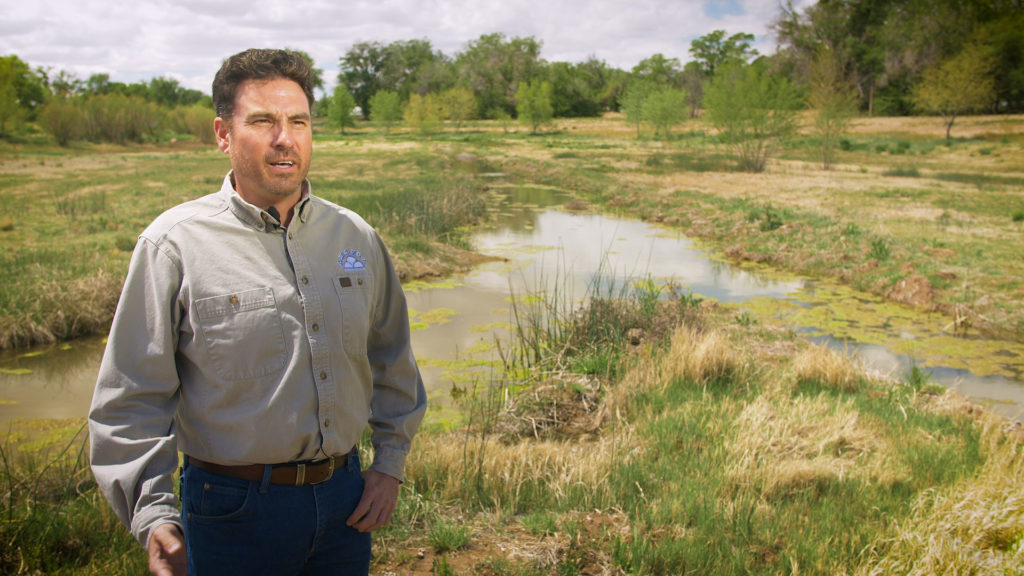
[1,0,812,95]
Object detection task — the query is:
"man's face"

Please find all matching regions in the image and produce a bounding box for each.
[215,77,312,208]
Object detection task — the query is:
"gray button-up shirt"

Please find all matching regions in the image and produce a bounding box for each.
[88,173,426,546]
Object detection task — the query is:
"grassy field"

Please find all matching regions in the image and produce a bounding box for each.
[2,114,1023,574]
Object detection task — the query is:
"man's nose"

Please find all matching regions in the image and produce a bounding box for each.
[271,123,296,147]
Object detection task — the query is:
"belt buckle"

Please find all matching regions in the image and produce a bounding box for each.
[297,456,335,486]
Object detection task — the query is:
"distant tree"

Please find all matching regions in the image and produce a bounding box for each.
[327,84,357,133]
[642,87,688,139]
[680,62,705,117]
[515,80,553,133]
[912,42,997,140]
[689,30,759,80]
[620,80,654,138]
[0,58,21,136]
[340,41,390,120]
[808,44,858,169]
[438,87,477,131]
[369,90,402,133]
[0,55,48,132]
[403,93,441,135]
[456,33,543,118]
[46,69,84,98]
[545,57,611,117]
[631,54,683,88]
[704,63,801,172]
[381,39,453,101]
[39,98,86,146]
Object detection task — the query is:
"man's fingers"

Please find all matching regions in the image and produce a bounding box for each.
[148,523,186,576]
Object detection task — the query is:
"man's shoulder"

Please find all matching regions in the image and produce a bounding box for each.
[308,194,373,230]
[141,192,227,243]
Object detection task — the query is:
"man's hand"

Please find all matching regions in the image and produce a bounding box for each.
[148,523,186,576]
[346,469,400,532]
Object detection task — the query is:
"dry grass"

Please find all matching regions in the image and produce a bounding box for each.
[856,418,1024,575]
[794,343,863,392]
[405,422,639,510]
[726,393,897,497]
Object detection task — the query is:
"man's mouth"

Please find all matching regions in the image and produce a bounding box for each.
[271,160,295,167]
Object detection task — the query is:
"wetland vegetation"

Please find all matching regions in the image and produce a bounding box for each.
[2,112,1024,573]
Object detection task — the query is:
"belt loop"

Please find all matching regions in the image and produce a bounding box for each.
[295,463,306,486]
[259,464,273,494]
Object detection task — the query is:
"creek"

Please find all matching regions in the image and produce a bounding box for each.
[2,184,1022,428]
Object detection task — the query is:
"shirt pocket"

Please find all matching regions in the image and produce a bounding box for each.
[333,271,372,356]
[195,287,287,381]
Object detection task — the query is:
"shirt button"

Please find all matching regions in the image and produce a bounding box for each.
[229,295,238,305]
[301,276,309,285]
[320,371,327,380]
[288,232,294,240]
[324,419,330,428]
[311,323,319,332]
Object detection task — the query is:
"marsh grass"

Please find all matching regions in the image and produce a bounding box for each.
[383,261,1017,575]
[0,420,144,574]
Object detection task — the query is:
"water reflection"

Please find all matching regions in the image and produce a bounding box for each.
[0,337,106,427]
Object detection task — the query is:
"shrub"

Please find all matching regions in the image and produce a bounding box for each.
[39,99,87,146]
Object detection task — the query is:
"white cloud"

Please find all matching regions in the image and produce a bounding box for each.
[0,0,813,93]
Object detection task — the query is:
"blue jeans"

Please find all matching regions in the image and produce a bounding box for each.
[180,449,371,575]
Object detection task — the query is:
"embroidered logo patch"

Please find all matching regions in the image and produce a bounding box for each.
[338,249,366,270]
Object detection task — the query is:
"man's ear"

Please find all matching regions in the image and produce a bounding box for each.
[214,117,230,153]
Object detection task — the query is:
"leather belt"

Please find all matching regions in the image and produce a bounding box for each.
[187,453,347,486]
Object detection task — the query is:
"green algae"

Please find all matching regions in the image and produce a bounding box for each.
[729,279,1024,379]
[0,368,32,375]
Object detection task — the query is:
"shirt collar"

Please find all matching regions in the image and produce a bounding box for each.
[220,171,312,231]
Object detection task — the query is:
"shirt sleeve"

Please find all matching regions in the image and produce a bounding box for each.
[88,237,184,548]
[366,233,427,482]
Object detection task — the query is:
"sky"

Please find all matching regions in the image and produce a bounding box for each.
[0,0,813,96]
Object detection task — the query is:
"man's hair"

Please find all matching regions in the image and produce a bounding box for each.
[212,48,315,119]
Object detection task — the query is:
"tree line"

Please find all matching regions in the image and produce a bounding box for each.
[1,0,1021,151]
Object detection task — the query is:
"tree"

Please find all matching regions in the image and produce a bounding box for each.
[631,54,683,88]
[0,58,21,136]
[912,42,996,140]
[620,80,654,138]
[545,57,613,117]
[438,87,477,132]
[339,41,390,120]
[515,80,553,134]
[808,45,858,169]
[456,33,543,118]
[0,55,49,133]
[688,30,759,79]
[403,93,441,135]
[704,63,800,172]
[369,90,402,133]
[327,84,357,133]
[642,87,688,139]
[680,62,705,118]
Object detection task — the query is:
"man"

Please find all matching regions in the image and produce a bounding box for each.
[89,48,426,575]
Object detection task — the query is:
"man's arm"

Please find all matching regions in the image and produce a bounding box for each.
[365,234,427,482]
[89,237,184,548]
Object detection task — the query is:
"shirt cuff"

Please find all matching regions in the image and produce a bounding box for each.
[132,505,183,549]
[369,445,408,483]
